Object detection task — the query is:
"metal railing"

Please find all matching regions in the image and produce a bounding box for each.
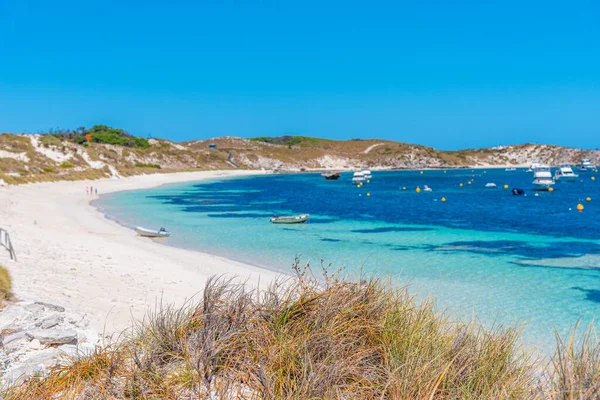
[0,228,16,261]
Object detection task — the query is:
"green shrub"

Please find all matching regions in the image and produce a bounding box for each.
[60,161,74,168]
[40,135,63,148]
[134,162,161,169]
[42,167,54,173]
[0,265,11,299]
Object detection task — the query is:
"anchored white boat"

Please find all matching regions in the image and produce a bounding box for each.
[270,214,310,224]
[505,168,516,171]
[532,165,555,191]
[485,183,497,188]
[554,164,579,182]
[135,226,170,238]
[580,159,595,171]
[352,171,365,185]
[361,169,372,179]
[423,185,432,192]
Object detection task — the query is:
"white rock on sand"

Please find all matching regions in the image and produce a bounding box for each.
[0,300,99,386]
[0,170,281,337]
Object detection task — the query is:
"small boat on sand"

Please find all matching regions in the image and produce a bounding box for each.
[270,214,310,224]
[135,226,170,237]
[321,172,341,180]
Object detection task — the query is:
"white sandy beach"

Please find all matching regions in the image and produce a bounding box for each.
[0,170,282,335]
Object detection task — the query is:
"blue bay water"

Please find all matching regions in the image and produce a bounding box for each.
[96,169,600,354]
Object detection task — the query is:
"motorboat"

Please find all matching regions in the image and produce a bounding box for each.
[532,165,555,191]
[580,159,595,171]
[554,164,578,182]
[423,185,432,192]
[135,226,170,238]
[485,183,497,188]
[352,171,365,185]
[361,169,372,179]
[321,172,341,180]
[270,214,310,224]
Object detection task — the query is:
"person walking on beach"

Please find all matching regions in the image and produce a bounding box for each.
[86,186,89,195]
[95,188,98,195]
[90,185,93,195]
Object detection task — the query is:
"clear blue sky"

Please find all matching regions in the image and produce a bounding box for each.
[1,0,599,150]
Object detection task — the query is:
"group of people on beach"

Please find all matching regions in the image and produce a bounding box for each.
[86,186,98,196]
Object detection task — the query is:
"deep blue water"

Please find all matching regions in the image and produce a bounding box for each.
[97,168,600,354]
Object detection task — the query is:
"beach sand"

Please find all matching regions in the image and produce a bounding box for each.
[0,170,281,334]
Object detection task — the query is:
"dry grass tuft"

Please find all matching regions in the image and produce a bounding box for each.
[0,264,12,300]
[4,265,600,399]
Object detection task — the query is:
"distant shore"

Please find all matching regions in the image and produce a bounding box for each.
[0,170,282,334]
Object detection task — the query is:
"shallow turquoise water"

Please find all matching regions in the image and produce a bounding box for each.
[96,169,600,354]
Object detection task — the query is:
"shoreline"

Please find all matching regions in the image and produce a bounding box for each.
[0,170,283,335]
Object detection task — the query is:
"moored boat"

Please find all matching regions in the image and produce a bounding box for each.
[485,183,497,188]
[554,164,578,182]
[352,171,365,185]
[270,214,310,224]
[135,226,170,237]
[361,169,372,179]
[580,159,595,171]
[532,165,555,191]
[321,172,341,180]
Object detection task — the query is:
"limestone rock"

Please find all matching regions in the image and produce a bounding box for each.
[40,313,64,329]
[26,329,77,345]
[34,301,66,313]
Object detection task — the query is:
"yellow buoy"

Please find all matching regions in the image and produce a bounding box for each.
[467,181,472,185]
[441,197,446,202]
[459,183,464,187]
[416,187,421,193]
[402,187,406,191]
[367,192,371,197]
[420,171,424,174]
[548,187,554,192]
[592,176,596,181]
[586,197,592,202]
[577,204,584,212]
[504,184,509,189]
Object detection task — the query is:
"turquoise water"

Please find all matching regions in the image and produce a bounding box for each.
[96,169,600,354]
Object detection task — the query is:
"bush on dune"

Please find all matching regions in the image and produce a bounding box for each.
[4,264,600,399]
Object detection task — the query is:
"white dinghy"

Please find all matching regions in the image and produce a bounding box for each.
[135,226,171,238]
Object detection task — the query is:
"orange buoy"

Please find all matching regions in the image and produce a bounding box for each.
[577,204,584,212]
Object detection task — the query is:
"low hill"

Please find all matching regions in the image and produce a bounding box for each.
[0,127,598,184]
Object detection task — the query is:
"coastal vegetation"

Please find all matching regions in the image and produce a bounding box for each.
[50,125,150,149]
[3,265,600,399]
[0,265,11,301]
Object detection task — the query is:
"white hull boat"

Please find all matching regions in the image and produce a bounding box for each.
[580,159,595,171]
[352,171,365,185]
[270,214,310,224]
[361,169,372,179]
[554,164,578,182]
[135,226,170,237]
[485,183,497,188]
[531,165,554,191]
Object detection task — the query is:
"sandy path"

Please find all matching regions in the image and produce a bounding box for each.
[0,170,282,334]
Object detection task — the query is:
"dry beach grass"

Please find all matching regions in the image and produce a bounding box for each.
[4,263,600,399]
